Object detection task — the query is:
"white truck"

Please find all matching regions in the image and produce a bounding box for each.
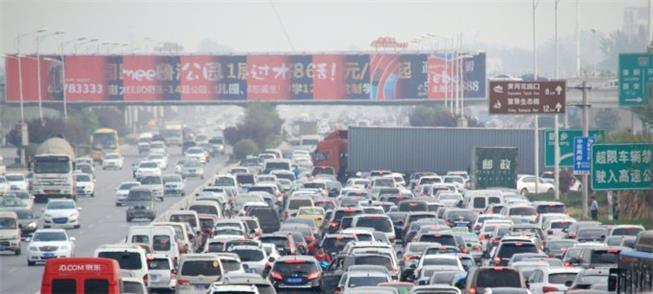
[161,123,183,146]
[31,137,76,202]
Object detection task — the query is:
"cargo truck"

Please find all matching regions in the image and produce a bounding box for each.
[31,137,76,202]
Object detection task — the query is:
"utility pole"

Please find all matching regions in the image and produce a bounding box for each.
[573,81,592,218]
[533,0,540,193]
[554,0,561,200]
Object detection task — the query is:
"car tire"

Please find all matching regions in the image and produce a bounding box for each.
[15,249,21,255]
[520,188,528,196]
[27,260,35,266]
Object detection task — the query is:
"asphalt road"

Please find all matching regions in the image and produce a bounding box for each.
[0,146,225,294]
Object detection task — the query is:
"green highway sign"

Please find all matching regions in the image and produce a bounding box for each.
[545,129,605,167]
[619,53,653,107]
[591,143,653,191]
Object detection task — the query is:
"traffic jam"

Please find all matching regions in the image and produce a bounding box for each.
[0,127,651,294]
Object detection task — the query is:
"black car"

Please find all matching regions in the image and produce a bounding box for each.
[269,256,322,291]
[247,207,280,233]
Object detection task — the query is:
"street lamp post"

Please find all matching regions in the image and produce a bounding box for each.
[36,31,64,124]
[60,37,87,120]
[533,0,541,194]
[554,0,561,200]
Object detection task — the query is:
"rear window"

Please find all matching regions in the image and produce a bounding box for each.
[476,269,522,288]
[207,242,226,252]
[236,174,255,185]
[181,260,222,276]
[549,273,578,285]
[288,199,312,210]
[399,201,427,212]
[589,250,619,265]
[551,222,573,229]
[153,235,172,251]
[231,249,264,262]
[52,279,76,293]
[250,209,279,222]
[333,210,362,222]
[148,258,171,270]
[221,259,242,273]
[418,234,456,246]
[322,237,356,253]
[354,255,393,269]
[612,227,643,236]
[509,207,536,216]
[122,281,145,294]
[84,279,109,294]
[423,258,459,266]
[260,237,288,250]
[273,261,316,275]
[497,243,538,258]
[537,204,565,214]
[445,210,476,222]
[348,276,389,288]
[170,214,197,228]
[355,217,393,232]
[189,205,218,215]
[473,198,486,208]
[98,252,142,270]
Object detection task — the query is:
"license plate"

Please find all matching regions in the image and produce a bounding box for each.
[45,190,58,194]
[149,274,159,282]
[193,284,209,290]
[43,253,55,258]
[286,278,303,283]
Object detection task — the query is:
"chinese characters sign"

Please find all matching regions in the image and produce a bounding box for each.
[619,53,653,107]
[591,143,653,191]
[573,137,595,175]
[488,80,566,114]
[544,129,605,167]
[472,146,518,189]
[4,53,486,102]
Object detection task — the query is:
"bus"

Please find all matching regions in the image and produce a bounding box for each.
[610,230,653,294]
[41,257,122,294]
[91,128,119,162]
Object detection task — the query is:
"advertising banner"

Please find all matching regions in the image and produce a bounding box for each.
[5,52,486,103]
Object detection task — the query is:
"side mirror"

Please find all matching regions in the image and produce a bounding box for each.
[268,256,275,262]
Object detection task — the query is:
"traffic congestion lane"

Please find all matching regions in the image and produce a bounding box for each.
[0,146,225,294]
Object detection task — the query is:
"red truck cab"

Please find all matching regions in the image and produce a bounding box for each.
[313,129,348,180]
[41,257,121,294]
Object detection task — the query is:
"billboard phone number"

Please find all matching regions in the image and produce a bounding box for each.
[64,83,104,95]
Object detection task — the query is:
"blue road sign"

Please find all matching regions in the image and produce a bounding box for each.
[573,136,595,175]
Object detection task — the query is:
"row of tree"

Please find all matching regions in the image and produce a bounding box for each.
[223,103,283,159]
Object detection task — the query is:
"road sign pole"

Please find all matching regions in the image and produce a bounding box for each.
[554,117,560,200]
[580,81,590,219]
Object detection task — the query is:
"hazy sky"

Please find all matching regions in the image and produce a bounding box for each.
[1,0,649,54]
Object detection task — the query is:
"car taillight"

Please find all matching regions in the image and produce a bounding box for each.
[468,288,477,294]
[479,234,486,241]
[461,247,470,254]
[473,245,482,250]
[306,271,320,280]
[270,271,284,280]
[564,261,571,267]
[329,222,338,228]
[177,278,190,286]
[569,232,576,238]
[543,286,559,293]
[143,274,148,286]
[403,255,416,261]
[548,229,554,235]
[170,270,177,280]
[492,239,499,245]
[493,257,501,264]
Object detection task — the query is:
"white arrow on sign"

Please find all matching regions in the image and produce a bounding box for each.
[555,85,563,95]
[625,97,644,103]
[555,103,562,112]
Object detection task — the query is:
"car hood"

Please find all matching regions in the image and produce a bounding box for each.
[44,209,77,218]
[30,240,70,247]
[117,190,130,196]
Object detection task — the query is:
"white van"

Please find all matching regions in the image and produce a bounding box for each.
[127,225,180,262]
[95,244,148,284]
[152,221,195,253]
[464,190,504,212]
[169,210,201,235]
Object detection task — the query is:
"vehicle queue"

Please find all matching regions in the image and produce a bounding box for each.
[0,131,651,294]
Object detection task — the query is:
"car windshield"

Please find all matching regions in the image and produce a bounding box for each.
[33,231,67,241]
[75,174,91,182]
[97,252,142,270]
[231,249,264,261]
[34,157,70,174]
[180,260,222,276]
[551,221,573,229]
[140,162,158,168]
[47,201,75,210]
[445,210,475,221]
[141,177,162,185]
[498,243,538,258]
[355,217,393,232]
[170,215,197,227]
[348,276,389,288]
[105,154,120,159]
[289,199,312,210]
[188,148,203,154]
[163,176,181,183]
[6,175,24,181]
[612,227,643,236]
[577,229,608,240]
[322,237,356,253]
[0,217,17,229]
[476,270,522,288]
[120,183,140,190]
[354,255,392,269]
[589,250,619,264]
[423,258,458,266]
[215,177,235,186]
[537,205,565,214]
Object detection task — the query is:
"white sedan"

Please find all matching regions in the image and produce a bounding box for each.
[5,173,29,192]
[27,229,75,266]
[101,153,124,170]
[517,175,556,195]
[42,199,81,229]
[185,147,208,164]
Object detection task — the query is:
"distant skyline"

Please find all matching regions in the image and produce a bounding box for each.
[1,0,650,55]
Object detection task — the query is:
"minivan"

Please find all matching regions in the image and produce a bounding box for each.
[0,211,21,255]
[95,244,148,286]
[125,187,157,222]
[465,266,525,294]
[176,253,224,294]
[126,225,180,263]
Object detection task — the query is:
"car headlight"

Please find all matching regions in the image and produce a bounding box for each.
[60,245,69,251]
[29,246,37,251]
[69,214,79,220]
[28,222,37,229]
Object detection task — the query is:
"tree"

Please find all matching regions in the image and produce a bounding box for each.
[223,103,283,153]
[408,105,482,127]
[233,139,259,160]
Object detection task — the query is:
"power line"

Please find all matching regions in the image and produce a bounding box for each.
[268,0,296,51]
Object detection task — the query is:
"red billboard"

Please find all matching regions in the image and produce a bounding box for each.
[4,53,486,103]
